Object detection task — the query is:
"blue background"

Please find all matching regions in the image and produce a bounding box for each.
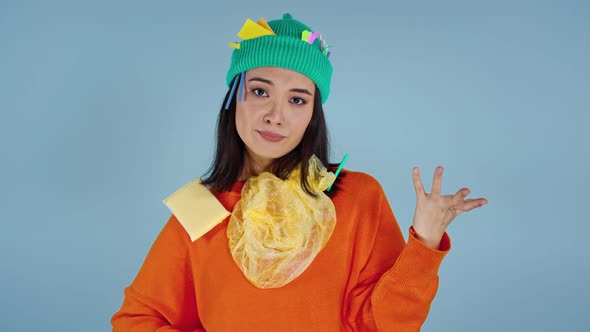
[1,0,588,331]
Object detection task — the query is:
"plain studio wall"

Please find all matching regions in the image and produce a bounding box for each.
[0,1,588,331]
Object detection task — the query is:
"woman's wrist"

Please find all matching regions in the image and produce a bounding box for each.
[411,226,443,250]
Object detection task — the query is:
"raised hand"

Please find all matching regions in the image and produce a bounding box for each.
[411,166,487,249]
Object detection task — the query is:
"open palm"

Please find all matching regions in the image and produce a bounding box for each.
[411,166,488,249]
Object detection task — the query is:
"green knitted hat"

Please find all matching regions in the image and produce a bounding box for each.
[226,13,333,104]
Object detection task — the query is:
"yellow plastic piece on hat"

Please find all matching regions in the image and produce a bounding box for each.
[256,18,274,33]
[227,155,337,289]
[301,30,310,43]
[163,178,231,241]
[237,18,275,40]
[228,42,241,49]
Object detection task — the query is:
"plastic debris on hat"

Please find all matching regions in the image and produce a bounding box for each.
[301,29,331,58]
[228,18,275,49]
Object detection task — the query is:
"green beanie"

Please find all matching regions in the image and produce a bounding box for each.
[226,13,333,104]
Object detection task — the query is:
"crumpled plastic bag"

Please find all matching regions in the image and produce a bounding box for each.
[227,155,337,289]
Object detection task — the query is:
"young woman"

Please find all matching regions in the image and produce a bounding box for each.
[111,13,487,331]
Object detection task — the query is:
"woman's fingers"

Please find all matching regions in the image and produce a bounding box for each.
[431,166,443,195]
[454,187,471,200]
[412,167,425,198]
[456,198,488,212]
[413,166,444,198]
[414,166,488,213]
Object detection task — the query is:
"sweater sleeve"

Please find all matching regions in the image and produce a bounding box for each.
[111,214,204,332]
[345,182,451,332]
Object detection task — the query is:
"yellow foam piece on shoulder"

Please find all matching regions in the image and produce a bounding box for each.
[237,19,275,40]
[163,178,231,241]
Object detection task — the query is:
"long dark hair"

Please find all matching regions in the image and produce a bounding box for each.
[201,76,342,197]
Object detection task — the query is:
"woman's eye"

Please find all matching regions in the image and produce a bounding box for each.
[291,97,306,105]
[252,88,267,97]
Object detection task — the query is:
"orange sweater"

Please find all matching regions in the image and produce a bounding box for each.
[112,171,451,331]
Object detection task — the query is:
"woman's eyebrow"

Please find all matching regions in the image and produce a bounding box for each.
[290,88,312,96]
[248,77,273,85]
[248,77,312,96]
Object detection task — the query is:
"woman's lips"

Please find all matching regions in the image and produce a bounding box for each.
[257,130,286,142]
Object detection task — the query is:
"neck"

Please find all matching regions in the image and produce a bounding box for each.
[239,152,273,181]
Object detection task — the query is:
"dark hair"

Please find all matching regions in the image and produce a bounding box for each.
[201,76,343,197]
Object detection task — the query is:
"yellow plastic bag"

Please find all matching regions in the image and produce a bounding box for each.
[227,155,337,288]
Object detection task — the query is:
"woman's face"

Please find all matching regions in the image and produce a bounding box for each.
[235,67,315,169]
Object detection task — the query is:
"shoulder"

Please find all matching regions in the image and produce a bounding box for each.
[330,170,396,235]
[331,169,387,202]
[337,169,385,193]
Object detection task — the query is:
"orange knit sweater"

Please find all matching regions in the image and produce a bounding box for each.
[111,171,451,331]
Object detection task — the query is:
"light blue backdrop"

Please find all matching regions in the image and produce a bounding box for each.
[1,0,588,331]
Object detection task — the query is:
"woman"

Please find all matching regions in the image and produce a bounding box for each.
[111,13,487,331]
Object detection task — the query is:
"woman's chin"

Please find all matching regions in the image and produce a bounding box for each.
[249,145,291,160]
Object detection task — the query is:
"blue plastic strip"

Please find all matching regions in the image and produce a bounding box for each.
[237,72,246,102]
[225,72,241,110]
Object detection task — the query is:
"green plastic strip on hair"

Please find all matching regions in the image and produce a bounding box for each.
[326,153,349,192]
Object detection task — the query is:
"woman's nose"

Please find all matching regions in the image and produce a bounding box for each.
[263,101,284,125]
